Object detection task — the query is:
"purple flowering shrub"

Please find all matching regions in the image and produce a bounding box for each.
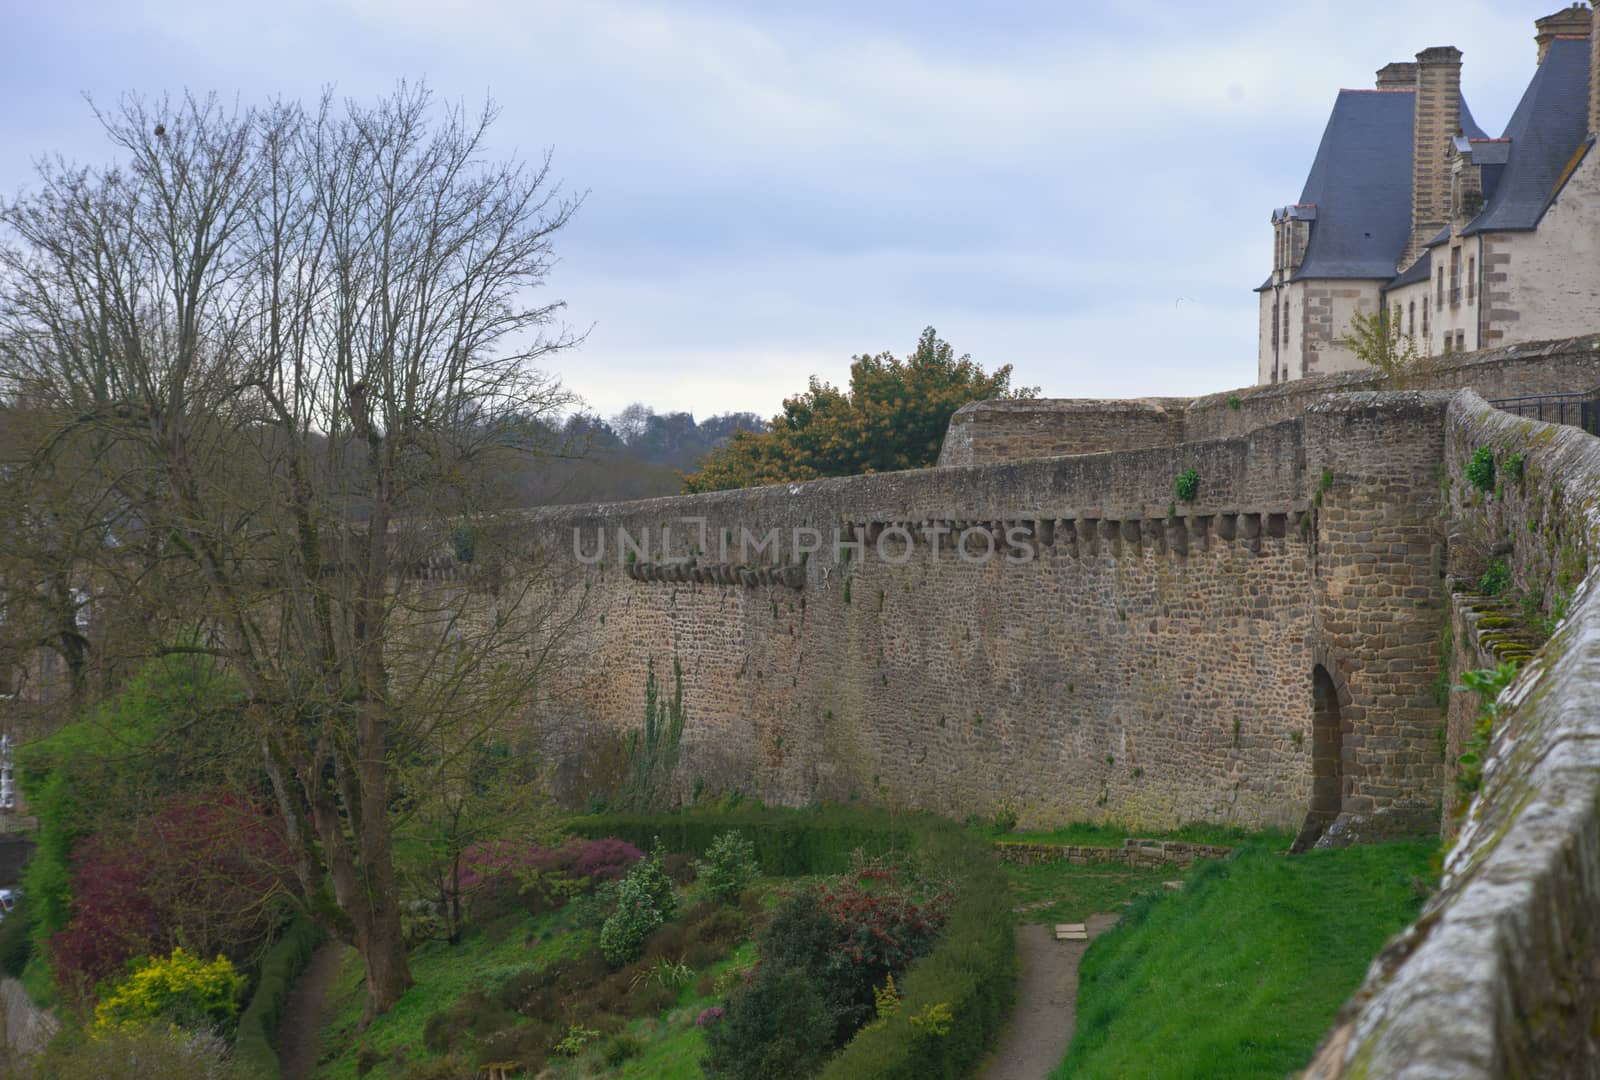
[460,838,644,921]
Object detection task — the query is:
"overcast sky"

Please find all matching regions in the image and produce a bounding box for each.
[0,1,1560,420]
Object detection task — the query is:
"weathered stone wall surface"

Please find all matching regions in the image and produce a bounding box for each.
[936,398,1187,467]
[1305,393,1450,835]
[529,396,1453,836]
[1306,391,1600,1078]
[942,334,1600,467]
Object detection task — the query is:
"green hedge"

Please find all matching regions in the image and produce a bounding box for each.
[571,805,1017,1079]
[570,804,916,876]
[234,913,326,1079]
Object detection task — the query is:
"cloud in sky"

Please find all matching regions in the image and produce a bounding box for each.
[0,0,1555,419]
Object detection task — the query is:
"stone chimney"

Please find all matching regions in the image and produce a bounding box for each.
[1375,62,1418,90]
[1534,4,1591,64]
[1402,47,1463,271]
[1592,7,1600,137]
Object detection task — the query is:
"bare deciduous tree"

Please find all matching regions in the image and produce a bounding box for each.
[0,85,586,1021]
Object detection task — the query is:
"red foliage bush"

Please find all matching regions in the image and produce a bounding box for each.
[458,838,642,896]
[51,791,294,988]
[813,878,951,977]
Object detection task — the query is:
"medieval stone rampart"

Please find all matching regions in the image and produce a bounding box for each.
[529,396,1450,839]
[1305,390,1600,1077]
[939,334,1600,467]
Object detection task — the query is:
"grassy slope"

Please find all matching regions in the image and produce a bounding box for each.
[316,909,591,1079]
[315,888,774,1079]
[1054,839,1435,1080]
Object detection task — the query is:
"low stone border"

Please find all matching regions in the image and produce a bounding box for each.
[995,838,1233,869]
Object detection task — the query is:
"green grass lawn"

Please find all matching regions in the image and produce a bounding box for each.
[998,829,1293,925]
[1002,860,1176,925]
[1053,838,1435,1079]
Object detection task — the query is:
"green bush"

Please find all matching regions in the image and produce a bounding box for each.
[702,962,838,1080]
[1478,559,1511,596]
[599,843,676,966]
[17,657,250,953]
[1465,446,1495,493]
[234,914,326,1079]
[699,831,759,905]
[570,804,914,876]
[1175,470,1200,504]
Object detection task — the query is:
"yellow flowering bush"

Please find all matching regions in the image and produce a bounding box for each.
[94,947,244,1034]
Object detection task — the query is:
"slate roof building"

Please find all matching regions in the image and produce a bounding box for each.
[1258,4,1600,383]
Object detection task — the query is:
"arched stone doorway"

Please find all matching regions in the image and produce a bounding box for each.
[1292,664,1344,853]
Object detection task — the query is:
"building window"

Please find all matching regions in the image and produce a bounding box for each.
[1392,304,1400,328]
[1437,267,1445,307]
[1408,301,1415,336]
[1423,297,1429,336]
[1283,300,1290,344]
[1449,247,1462,307]
[1467,256,1475,303]
[1457,329,1467,352]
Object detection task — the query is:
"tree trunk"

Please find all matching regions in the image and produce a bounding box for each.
[353,697,413,1024]
[353,907,413,1027]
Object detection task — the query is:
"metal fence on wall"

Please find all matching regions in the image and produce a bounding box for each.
[1488,391,1600,436]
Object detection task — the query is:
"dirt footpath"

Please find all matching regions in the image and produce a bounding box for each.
[275,942,348,1080]
[981,912,1119,1080]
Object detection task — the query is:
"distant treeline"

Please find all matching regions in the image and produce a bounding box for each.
[500,406,769,506]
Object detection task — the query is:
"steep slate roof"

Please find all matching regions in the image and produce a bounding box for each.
[1389,248,1432,288]
[1462,37,1595,234]
[1289,91,1487,281]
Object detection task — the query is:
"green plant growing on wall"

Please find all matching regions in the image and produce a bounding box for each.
[1340,308,1430,387]
[1227,395,1242,410]
[1454,661,1520,803]
[1232,717,1241,748]
[1503,452,1525,483]
[1175,470,1200,503]
[1477,559,1510,596]
[1465,446,1496,493]
[624,657,687,809]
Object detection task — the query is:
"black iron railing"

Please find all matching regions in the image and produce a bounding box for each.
[1489,391,1600,435]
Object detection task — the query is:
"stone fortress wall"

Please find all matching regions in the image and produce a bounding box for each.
[1305,389,1600,1078]
[525,374,1494,840]
[939,333,1600,466]
[515,334,1600,1073]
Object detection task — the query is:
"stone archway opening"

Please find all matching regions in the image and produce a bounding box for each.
[1292,664,1344,853]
